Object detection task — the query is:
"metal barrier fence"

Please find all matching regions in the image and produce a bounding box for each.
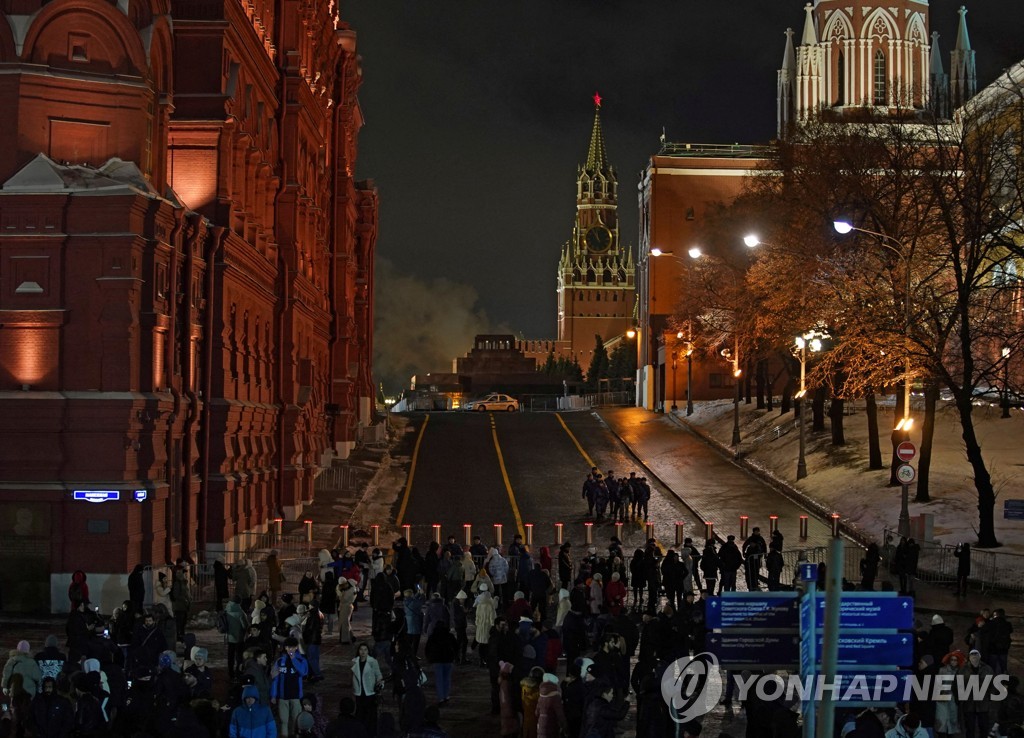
[882,529,1024,595]
[315,465,359,493]
[189,555,322,604]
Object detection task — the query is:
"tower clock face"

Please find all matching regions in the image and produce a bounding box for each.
[585,226,612,252]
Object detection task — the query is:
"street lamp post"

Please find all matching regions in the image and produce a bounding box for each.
[1002,346,1012,419]
[670,350,678,412]
[793,331,828,480]
[681,330,694,416]
[833,221,914,436]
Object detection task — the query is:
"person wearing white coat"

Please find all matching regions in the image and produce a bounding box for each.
[474,584,497,666]
[336,578,358,645]
[351,642,383,735]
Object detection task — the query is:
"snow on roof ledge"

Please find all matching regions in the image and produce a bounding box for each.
[2,153,160,197]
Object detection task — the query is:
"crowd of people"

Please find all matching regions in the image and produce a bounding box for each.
[0,519,1018,738]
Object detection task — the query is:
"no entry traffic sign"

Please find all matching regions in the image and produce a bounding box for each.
[896,464,916,485]
[896,441,916,462]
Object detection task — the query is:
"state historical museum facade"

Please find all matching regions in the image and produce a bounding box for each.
[0,0,377,610]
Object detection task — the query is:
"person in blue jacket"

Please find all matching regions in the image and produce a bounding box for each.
[230,684,277,737]
[270,637,308,737]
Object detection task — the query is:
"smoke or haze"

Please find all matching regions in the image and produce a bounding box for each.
[373,258,509,394]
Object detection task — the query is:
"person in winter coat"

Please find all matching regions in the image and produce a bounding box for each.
[497,661,518,738]
[224,597,250,680]
[474,585,498,663]
[535,672,566,738]
[486,548,510,603]
[336,577,357,645]
[34,636,66,682]
[860,543,882,591]
[266,551,284,606]
[954,543,972,597]
[555,589,571,629]
[424,626,458,704]
[270,638,309,737]
[934,652,963,738]
[718,535,743,592]
[404,588,426,654]
[233,558,257,610]
[701,540,719,596]
[603,572,627,616]
[961,649,996,738]
[242,649,272,706]
[30,676,74,738]
[423,592,451,639]
[127,564,146,612]
[885,713,929,738]
[557,544,573,590]
[301,602,324,681]
[580,682,629,738]
[2,640,42,697]
[766,548,785,591]
[185,646,214,699]
[925,615,955,664]
[68,570,89,610]
[981,608,1013,674]
[351,642,383,735]
[519,666,543,738]
[319,570,338,636]
[588,573,604,617]
[170,562,192,640]
[230,684,277,738]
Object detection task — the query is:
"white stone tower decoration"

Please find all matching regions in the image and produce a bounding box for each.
[777,1,977,136]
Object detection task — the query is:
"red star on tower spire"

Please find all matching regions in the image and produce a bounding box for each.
[593,91,602,109]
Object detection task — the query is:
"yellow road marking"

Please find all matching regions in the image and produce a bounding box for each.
[556,413,597,469]
[490,415,526,539]
[395,414,430,526]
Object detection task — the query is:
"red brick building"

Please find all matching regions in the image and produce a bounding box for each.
[0,0,377,612]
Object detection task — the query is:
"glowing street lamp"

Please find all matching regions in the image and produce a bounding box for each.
[833,220,914,435]
[794,330,829,480]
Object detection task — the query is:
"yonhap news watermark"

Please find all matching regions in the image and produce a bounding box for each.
[661,653,1011,723]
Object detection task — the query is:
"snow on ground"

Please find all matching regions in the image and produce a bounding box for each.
[680,395,1024,553]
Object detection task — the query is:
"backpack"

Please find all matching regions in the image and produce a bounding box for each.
[216,610,230,634]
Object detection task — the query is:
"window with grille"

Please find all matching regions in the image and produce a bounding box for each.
[873,50,886,105]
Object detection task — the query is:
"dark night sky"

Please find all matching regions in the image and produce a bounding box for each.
[346,2,1024,391]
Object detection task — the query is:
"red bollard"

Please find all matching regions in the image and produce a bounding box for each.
[675,522,685,547]
[303,519,313,543]
[555,523,564,545]
[339,524,350,548]
[371,524,380,546]
[402,523,411,543]
[739,515,749,540]
[432,524,442,544]
[799,515,808,539]
[646,522,655,541]
[525,523,534,547]
[494,523,503,547]
[769,515,779,535]
[464,523,473,547]
[584,522,593,545]
[705,521,714,541]
[831,513,841,537]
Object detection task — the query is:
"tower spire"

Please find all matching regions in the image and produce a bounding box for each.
[800,3,817,46]
[950,5,976,109]
[930,31,949,119]
[585,92,608,172]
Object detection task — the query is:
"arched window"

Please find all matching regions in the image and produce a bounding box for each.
[873,50,887,105]
[836,51,846,105]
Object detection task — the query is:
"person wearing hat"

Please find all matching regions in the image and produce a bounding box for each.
[30,675,74,738]
[184,646,212,699]
[3,640,41,698]
[557,543,573,590]
[962,649,996,738]
[937,647,966,738]
[580,678,629,738]
[473,585,497,666]
[563,659,588,737]
[925,614,954,664]
[718,534,743,593]
[452,590,470,663]
[229,683,276,738]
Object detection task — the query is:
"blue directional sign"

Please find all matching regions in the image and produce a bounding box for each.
[816,633,914,667]
[708,632,799,668]
[705,592,799,630]
[832,671,914,704]
[813,594,914,630]
[1005,499,1024,510]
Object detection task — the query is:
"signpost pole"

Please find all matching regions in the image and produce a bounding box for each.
[816,537,845,738]
[802,578,817,738]
[899,483,910,537]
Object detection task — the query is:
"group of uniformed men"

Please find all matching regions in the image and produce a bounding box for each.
[580,467,651,522]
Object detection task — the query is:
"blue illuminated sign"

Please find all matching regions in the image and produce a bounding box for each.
[72,490,120,503]
[133,489,148,502]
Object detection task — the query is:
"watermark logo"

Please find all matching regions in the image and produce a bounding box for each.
[661,652,724,723]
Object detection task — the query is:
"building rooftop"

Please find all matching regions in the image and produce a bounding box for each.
[655,142,775,159]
